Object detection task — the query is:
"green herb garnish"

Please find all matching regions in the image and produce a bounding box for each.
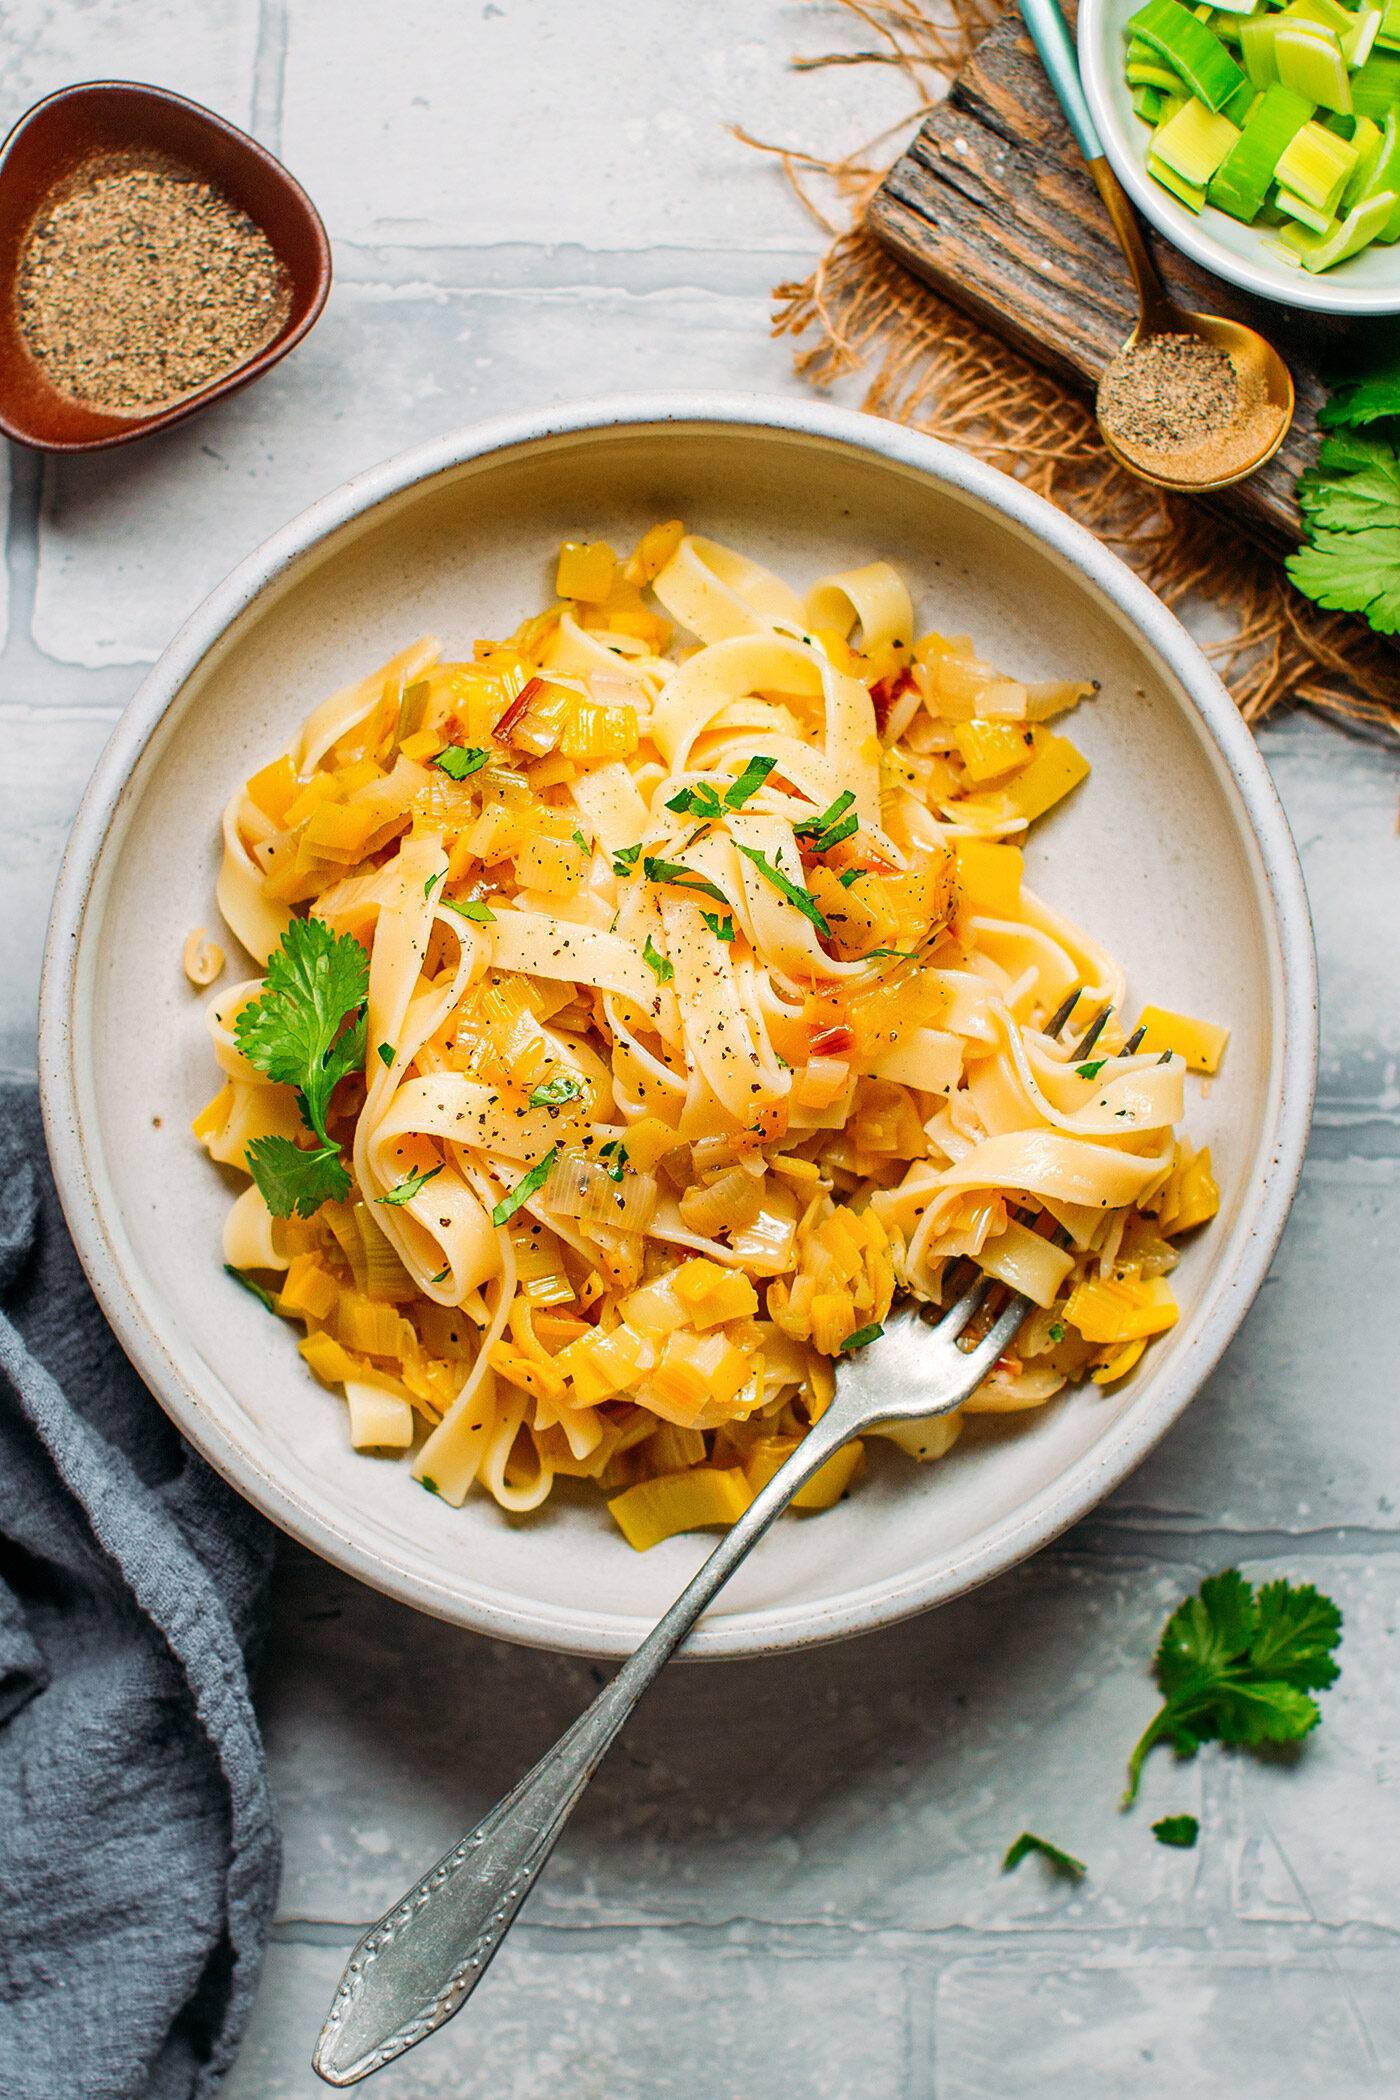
[843,1322,884,1351]
[1151,1815,1200,1849]
[491,1148,558,1227]
[377,1042,396,1069]
[735,843,830,935]
[234,918,368,1217]
[724,754,777,809]
[225,1264,278,1313]
[1076,1058,1108,1081]
[612,843,642,876]
[1124,1569,1343,1806]
[424,869,445,897]
[665,780,724,821]
[794,789,859,853]
[1288,410,1400,634]
[1002,1832,1086,1879]
[376,1163,443,1206]
[597,1139,628,1184]
[433,744,490,780]
[701,910,736,943]
[529,1076,584,1108]
[642,854,728,905]
[1048,1321,1065,1343]
[445,898,496,923]
[642,934,674,985]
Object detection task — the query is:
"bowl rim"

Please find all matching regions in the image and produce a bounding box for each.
[0,79,332,453]
[37,391,1319,1656]
[1077,0,1400,318]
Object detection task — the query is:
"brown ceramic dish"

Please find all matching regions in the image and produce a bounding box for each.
[0,81,331,452]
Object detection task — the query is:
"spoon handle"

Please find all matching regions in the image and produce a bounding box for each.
[1016,0,1103,159]
[311,1391,866,2087]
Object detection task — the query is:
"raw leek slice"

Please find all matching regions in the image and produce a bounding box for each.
[1275,23,1355,108]
[1129,56,1194,86]
[1210,0,1260,16]
[1206,82,1315,216]
[1153,94,1244,181]
[1276,114,1361,203]
[1280,181,1398,257]
[1376,0,1400,48]
[1223,76,1263,119]
[1276,186,1339,226]
[1341,110,1386,197]
[1133,82,1168,118]
[1349,47,1400,112]
[1239,15,1283,81]
[1147,150,1210,205]
[1283,0,1357,35]
[1129,0,1249,107]
[1344,7,1383,64]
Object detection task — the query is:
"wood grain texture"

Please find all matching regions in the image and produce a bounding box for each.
[865,7,1357,550]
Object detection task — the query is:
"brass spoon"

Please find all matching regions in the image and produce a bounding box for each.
[1017,0,1294,491]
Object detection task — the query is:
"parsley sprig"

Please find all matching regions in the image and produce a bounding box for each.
[1287,357,1400,635]
[642,853,728,905]
[234,919,369,1218]
[1123,1569,1342,1805]
[794,789,859,854]
[529,1076,583,1108]
[491,1148,557,1228]
[376,1163,443,1206]
[434,744,490,780]
[735,843,830,936]
[642,934,674,984]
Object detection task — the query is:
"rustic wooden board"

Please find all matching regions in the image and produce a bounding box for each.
[865,6,1365,551]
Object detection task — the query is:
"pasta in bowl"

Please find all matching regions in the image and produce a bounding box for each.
[197,523,1226,1551]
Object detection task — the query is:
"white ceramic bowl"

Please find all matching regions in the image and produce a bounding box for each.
[39,394,1316,1658]
[1079,0,1400,315]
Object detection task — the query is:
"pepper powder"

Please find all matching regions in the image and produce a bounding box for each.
[16,155,291,412]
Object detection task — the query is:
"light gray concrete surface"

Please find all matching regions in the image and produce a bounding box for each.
[3,4,1398,2095]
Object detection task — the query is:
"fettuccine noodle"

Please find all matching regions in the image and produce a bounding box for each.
[195,523,1224,1549]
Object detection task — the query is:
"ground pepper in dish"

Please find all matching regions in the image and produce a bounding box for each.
[16,156,291,411]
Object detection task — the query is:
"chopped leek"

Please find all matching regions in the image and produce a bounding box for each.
[1207,83,1314,218]
[1281,179,1398,255]
[1276,115,1360,203]
[1153,95,1243,182]
[1129,0,1248,106]
[1239,15,1283,83]
[1148,151,1210,204]
[1275,23,1355,109]
[1276,185,1339,225]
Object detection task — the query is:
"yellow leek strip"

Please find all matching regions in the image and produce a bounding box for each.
[670,1257,760,1331]
[608,1465,753,1551]
[1065,1274,1179,1345]
[1091,1337,1149,1386]
[1169,1147,1220,1234]
[952,719,1032,783]
[345,1381,415,1449]
[276,1254,338,1323]
[744,1434,865,1509]
[1003,729,1090,822]
[955,839,1023,918]
[556,540,617,602]
[1132,1004,1230,1073]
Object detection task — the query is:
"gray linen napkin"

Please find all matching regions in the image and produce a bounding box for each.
[0,1081,281,2098]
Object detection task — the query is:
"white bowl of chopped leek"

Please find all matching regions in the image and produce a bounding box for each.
[1080,0,1400,311]
[38,396,1317,1657]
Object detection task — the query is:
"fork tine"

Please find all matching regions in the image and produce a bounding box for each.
[1073,1004,1111,1058]
[954,1294,1031,1386]
[1123,1024,1147,1055]
[935,1271,993,1345]
[1043,988,1080,1041]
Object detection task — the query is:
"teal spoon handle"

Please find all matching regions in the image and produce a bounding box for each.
[1016,0,1103,161]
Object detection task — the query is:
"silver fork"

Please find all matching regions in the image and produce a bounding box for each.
[312,1273,1029,2086]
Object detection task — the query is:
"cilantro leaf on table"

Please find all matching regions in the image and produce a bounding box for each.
[1151,1815,1199,1848]
[1123,1569,1342,1805]
[1287,529,1400,634]
[1316,353,1400,429]
[1002,1832,1086,1878]
[234,918,368,1139]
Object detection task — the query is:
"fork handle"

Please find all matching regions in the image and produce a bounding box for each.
[312,1392,865,2087]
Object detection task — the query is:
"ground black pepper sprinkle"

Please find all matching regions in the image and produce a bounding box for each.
[16,155,292,411]
[1097,333,1241,457]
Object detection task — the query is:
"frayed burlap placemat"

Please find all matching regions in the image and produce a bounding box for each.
[744,0,1400,737]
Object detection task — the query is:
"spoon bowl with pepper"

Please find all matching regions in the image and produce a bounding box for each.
[1016,0,1294,492]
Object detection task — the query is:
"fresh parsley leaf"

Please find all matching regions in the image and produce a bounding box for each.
[529,1075,583,1107]
[597,1139,628,1183]
[376,1163,443,1205]
[838,867,864,888]
[1048,1320,1065,1343]
[377,1042,396,1068]
[701,910,736,943]
[433,744,490,780]
[724,754,777,809]
[1002,1832,1086,1878]
[842,1322,884,1351]
[225,1263,278,1313]
[491,1148,558,1227]
[666,780,724,821]
[735,843,830,936]
[1076,1058,1108,1080]
[794,790,859,853]
[234,919,369,1146]
[642,934,674,985]
[444,898,496,923]
[431,1265,450,1284]
[1151,1815,1199,1848]
[642,854,728,905]
[572,829,589,852]
[424,870,445,897]
[612,843,642,877]
[864,947,920,964]
[1123,1570,1342,1805]
[1317,355,1400,428]
[245,1134,351,1219]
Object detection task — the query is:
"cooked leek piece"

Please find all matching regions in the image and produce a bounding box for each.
[1148,150,1209,205]
[1207,82,1314,216]
[1275,22,1355,107]
[1129,0,1249,106]
[1152,94,1244,181]
[1276,113,1360,202]
[1279,180,1398,255]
